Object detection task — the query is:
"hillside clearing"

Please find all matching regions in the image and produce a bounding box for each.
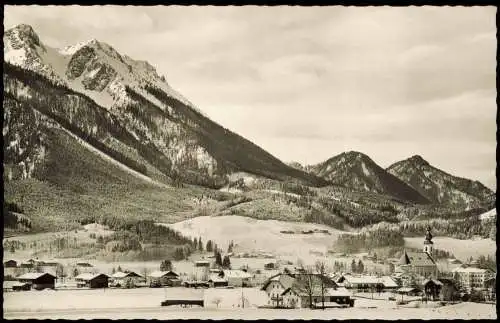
[161,215,348,264]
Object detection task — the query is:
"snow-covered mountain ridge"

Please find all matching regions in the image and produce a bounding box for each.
[3,24,325,188]
[4,24,191,111]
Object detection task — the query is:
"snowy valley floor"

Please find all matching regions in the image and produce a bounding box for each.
[3,288,496,320]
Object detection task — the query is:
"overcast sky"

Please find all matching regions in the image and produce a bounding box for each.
[5,6,497,189]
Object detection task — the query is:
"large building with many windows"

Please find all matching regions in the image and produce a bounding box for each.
[452,266,492,293]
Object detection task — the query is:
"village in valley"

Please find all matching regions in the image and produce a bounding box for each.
[3,225,497,318]
[2,5,497,321]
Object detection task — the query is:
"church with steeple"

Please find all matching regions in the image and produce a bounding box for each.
[397,226,438,280]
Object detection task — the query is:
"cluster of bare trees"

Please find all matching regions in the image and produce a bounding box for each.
[297,261,330,309]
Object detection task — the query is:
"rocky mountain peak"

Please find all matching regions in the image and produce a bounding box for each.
[344,150,365,157]
[339,151,376,166]
[7,24,42,48]
[407,155,430,167]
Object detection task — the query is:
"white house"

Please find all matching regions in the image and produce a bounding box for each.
[261,273,296,306]
[261,273,344,307]
[339,274,399,291]
[282,286,352,308]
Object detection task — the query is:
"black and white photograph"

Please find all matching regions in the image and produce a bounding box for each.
[2,5,497,320]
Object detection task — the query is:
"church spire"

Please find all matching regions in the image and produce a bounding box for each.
[423,225,434,256]
[425,225,433,243]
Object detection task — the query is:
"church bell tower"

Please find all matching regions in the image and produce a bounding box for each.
[423,225,434,256]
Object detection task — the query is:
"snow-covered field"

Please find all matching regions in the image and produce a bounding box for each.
[404,236,496,261]
[3,288,496,320]
[3,287,267,312]
[162,215,346,264]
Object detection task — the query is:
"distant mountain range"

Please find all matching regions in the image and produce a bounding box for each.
[290,153,494,209]
[387,155,494,208]
[3,24,494,233]
[306,151,430,204]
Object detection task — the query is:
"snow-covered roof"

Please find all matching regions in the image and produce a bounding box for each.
[452,267,489,273]
[223,270,252,279]
[342,275,398,287]
[423,279,443,286]
[380,276,399,288]
[17,272,55,280]
[262,273,296,291]
[398,287,419,293]
[208,274,228,283]
[75,273,108,281]
[326,287,351,297]
[400,250,436,266]
[149,271,178,278]
[111,271,142,278]
[343,275,380,284]
[209,268,222,273]
[4,281,30,289]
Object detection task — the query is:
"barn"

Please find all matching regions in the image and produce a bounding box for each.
[75,273,109,288]
[16,272,56,290]
[4,260,17,268]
